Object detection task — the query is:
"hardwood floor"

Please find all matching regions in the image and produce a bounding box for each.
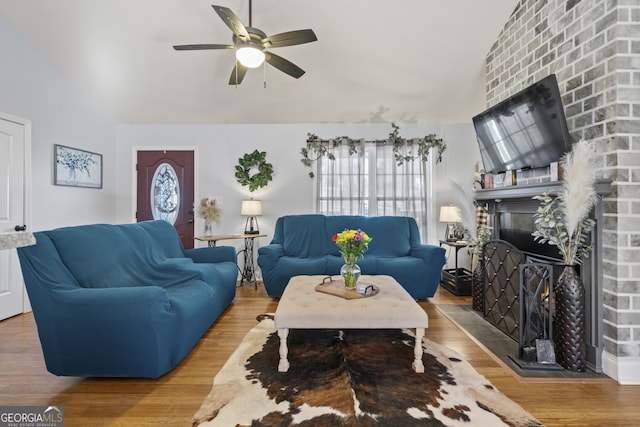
[1,283,638,426]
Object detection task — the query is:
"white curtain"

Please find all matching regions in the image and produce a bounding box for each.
[316,139,366,215]
[316,139,431,241]
[374,141,429,239]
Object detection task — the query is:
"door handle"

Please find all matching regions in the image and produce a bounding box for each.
[187,220,193,224]
[14,224,27,231]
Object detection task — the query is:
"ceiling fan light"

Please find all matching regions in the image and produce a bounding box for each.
[236,47,265,68]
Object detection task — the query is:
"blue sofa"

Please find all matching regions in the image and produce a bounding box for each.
[16,220,238,378]
[257,214,445,299]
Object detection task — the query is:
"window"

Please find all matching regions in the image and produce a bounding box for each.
[316,141,432,240]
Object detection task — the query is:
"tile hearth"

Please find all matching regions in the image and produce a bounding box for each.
[437,304,606,380]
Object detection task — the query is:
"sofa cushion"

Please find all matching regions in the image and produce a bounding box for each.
[47,222,197,289]
[325,215,411,257]
[362,217,412,256]
[282,214,330,257]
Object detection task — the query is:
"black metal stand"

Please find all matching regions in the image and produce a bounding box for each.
[238,236,259,289]
[439,240,472,296]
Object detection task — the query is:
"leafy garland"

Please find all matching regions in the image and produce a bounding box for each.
[388,123,446,165]
[235,150,273,192]
[300,123,446,174]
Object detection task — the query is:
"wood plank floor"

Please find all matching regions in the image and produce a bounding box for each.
[1,283,638,426]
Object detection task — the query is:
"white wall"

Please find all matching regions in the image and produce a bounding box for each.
[0,15,482,249]
[0,15,116,231]
[116,122,480,257]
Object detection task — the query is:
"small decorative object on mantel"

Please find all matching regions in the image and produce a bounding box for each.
[197,197,222,236]
[332,229,372,290]
[235,150,273,192]
[532,139,599,372]
[300,123,446,176]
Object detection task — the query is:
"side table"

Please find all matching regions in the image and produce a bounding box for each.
[439,240,472,296]
[194,234,267,288]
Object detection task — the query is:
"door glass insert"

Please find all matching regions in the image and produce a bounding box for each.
[151,163,179,224]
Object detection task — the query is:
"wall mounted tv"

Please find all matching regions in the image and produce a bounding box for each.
[472,74,573,175]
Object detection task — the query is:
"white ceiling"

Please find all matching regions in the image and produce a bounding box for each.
[0,0,518,124]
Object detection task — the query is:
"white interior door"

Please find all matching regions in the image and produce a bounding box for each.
[0,114,29,320]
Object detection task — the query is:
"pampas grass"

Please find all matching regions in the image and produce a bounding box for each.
[532,139,599,265]
[562,140,598,237]
[197,197,222,224]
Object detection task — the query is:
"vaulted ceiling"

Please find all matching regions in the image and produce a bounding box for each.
[0,0,518,124]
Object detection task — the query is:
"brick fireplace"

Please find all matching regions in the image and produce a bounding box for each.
[482,0,640,383]
[475,179,611,372]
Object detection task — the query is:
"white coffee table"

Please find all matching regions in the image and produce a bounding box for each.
[274,275,429,373]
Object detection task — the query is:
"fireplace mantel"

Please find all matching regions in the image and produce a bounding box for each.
[474,179,612,202]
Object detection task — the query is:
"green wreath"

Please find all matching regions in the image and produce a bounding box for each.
[235,150,273,192]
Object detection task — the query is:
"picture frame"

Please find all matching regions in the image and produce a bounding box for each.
[54,144,103,189]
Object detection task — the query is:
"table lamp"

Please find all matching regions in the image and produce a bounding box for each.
[241,199,262,235]
[439,205,461,242]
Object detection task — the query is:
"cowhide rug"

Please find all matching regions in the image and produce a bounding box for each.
[193,315,543,427]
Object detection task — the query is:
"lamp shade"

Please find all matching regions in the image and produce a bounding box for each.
[439,205,461,223]
[241,199,262,216]
[236,47,265,68]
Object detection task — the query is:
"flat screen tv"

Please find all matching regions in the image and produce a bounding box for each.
[472,74,573,174]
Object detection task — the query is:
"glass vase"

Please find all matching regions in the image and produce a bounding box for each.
[340,255,361,290]
[204,221,213,237]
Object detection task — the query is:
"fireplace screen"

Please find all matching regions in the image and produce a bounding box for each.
[483,240,525,341]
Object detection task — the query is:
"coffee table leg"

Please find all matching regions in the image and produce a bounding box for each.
[277,328,290,372]
[412,327,425,373]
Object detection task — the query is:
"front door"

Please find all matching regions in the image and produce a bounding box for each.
[0,114,28,320]
[136,151,195,249]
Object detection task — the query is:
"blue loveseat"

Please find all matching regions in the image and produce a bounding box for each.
[17,220,238,378]
[257,214,445,299]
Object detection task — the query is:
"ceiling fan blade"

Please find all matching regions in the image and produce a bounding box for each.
[173,44,234,51]
[212,5,250,42]
[264,52,305,79]
[263,29,318,48]
[228,63,249,85]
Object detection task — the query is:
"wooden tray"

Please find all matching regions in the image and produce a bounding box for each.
[314,278,379,300]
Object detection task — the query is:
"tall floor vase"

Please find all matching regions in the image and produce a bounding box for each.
[554,265,586,372]
[471,259,484,312]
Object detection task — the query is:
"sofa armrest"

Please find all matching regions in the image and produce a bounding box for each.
[258,243,285,259]
[411,244,446,265]
[184,246,237,264]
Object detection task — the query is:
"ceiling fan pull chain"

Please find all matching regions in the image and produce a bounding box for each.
[263,61,267,88]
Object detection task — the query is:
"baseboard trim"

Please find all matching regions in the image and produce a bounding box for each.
[602,351,640,385]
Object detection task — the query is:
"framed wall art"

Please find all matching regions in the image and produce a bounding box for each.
[54,144,103,189]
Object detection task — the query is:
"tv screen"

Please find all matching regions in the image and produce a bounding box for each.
[472,74,572,174]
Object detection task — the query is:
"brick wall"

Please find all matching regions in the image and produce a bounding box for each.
[485,0,640,383]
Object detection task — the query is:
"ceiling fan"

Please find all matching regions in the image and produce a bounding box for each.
[173,2,318,85]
